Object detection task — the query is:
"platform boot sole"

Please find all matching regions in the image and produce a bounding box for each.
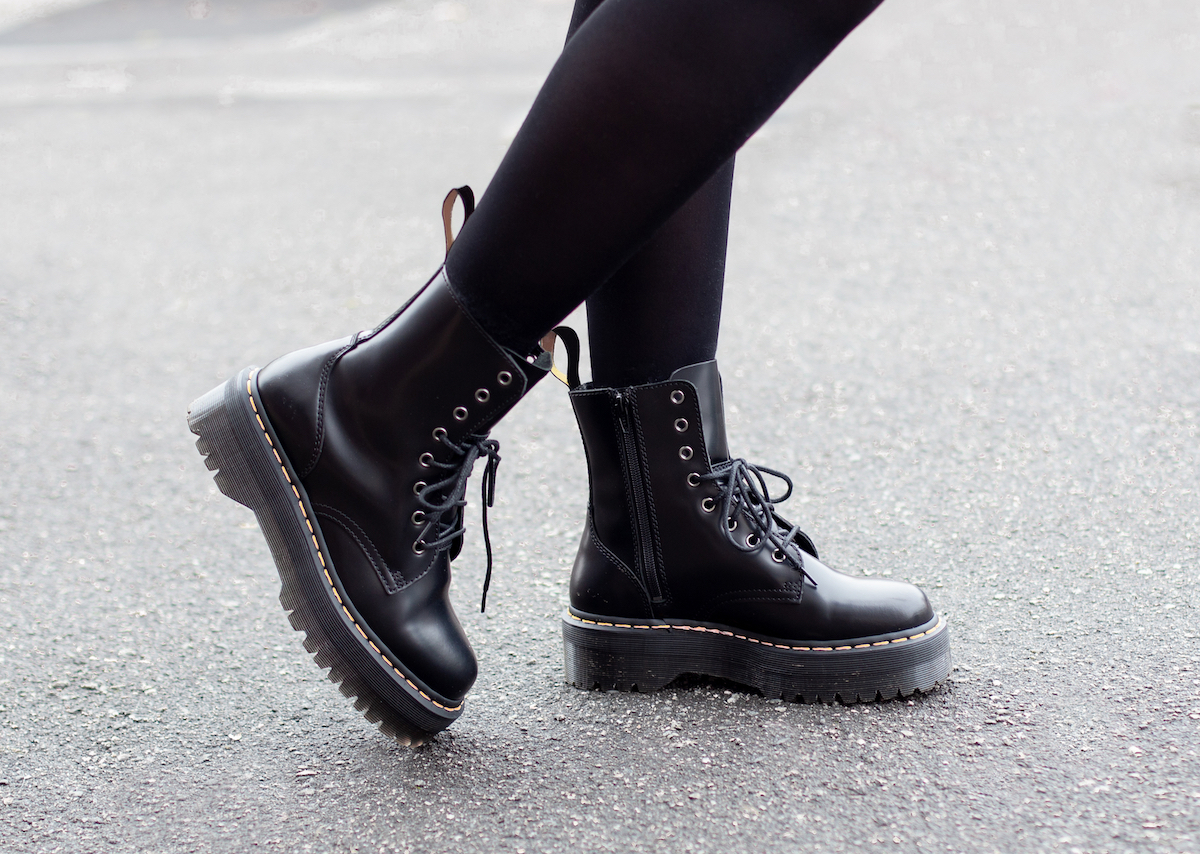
[187,368,463,743]
[563,609,950,704]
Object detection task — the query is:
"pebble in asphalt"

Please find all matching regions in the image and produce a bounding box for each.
[0,0,1198,851]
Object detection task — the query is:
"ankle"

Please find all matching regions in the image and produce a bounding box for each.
[443,257,545,360]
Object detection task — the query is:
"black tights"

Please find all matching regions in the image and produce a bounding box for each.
[445,0,883,386]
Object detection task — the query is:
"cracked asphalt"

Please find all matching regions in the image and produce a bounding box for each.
[1,0,1198,851]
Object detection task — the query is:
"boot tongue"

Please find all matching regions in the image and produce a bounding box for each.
[669,360,729,463]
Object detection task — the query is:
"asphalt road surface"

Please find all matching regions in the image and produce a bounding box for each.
[1,1,1198,852]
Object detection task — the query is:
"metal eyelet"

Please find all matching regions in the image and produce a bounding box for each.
[679,446,693,460]
[701,497,716,513]
[746,533,761,548]
[670,390,684,404]
[412,540,426,555]
[453,406,468,421]
[432,427,447,441]
[413,480,427,495]
[497,371,513,386]
[687,473,701,488]
[419,452,434,468]
[772,549,786,563]
[411,510,425,526]
[475,388,490,403]
[674,418,688,433]
[727,518,738,532]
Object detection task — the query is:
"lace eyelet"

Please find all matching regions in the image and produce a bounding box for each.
[475,388,490,403]
[411,510,425,525]
[746,533,761,548]
[413,480,427,495]
[419,452,434,468]
[497,371,513,386]
[453,406,469,422]
[412,540,426,555]
[726,518,738,532]
[772,549,786,563]
[679,446,693,460]
[674,418,688,433]
[701,497,716,513]
[670,390,684,404]
[687,473,701,488]
[432,427,447,441]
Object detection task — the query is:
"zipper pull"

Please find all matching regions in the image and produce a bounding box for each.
[613,390,630,432]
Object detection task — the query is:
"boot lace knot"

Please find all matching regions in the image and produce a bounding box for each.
[698,458,817,587]
[413,432,502,611]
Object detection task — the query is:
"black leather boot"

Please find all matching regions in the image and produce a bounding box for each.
[187,248,549,741]
[561,356,950,703]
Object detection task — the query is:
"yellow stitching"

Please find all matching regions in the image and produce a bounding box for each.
[245,374,463,713]
[566,608,947,649]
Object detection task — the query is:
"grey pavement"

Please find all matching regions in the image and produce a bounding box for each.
[1,0,1199,851]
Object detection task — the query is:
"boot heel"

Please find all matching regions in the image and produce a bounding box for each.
[562,612,679,693]
[187,371,264,511]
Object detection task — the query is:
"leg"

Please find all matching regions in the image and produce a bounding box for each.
[189,0,944,743]
[568,0,734,387]
[447,0,885,354]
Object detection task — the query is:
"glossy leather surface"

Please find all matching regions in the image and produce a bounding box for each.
[257,268,544,701]
[570,360,934,642]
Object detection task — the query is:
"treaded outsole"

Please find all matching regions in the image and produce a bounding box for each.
[187,369,461,744]
[562,611,951,704]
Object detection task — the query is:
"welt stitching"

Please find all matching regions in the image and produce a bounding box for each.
[567,612,946,652]
[247,373,462,713]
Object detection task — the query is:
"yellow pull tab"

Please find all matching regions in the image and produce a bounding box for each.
[441,185,476,257]
[539,326,582,389]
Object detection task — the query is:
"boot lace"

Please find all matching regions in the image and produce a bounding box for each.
[413,432,502,612]
[697,458,817,587]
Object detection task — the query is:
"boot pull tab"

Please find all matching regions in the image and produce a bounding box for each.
[539,325,582,389]
[441,185,475,257]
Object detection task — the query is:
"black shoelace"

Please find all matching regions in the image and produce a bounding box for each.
[697,458,817,587]
[413,432,502,612]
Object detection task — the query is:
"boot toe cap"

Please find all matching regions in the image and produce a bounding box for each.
[800,556,936,640]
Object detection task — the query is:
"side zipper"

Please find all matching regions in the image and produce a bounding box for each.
[613,390,664,605]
